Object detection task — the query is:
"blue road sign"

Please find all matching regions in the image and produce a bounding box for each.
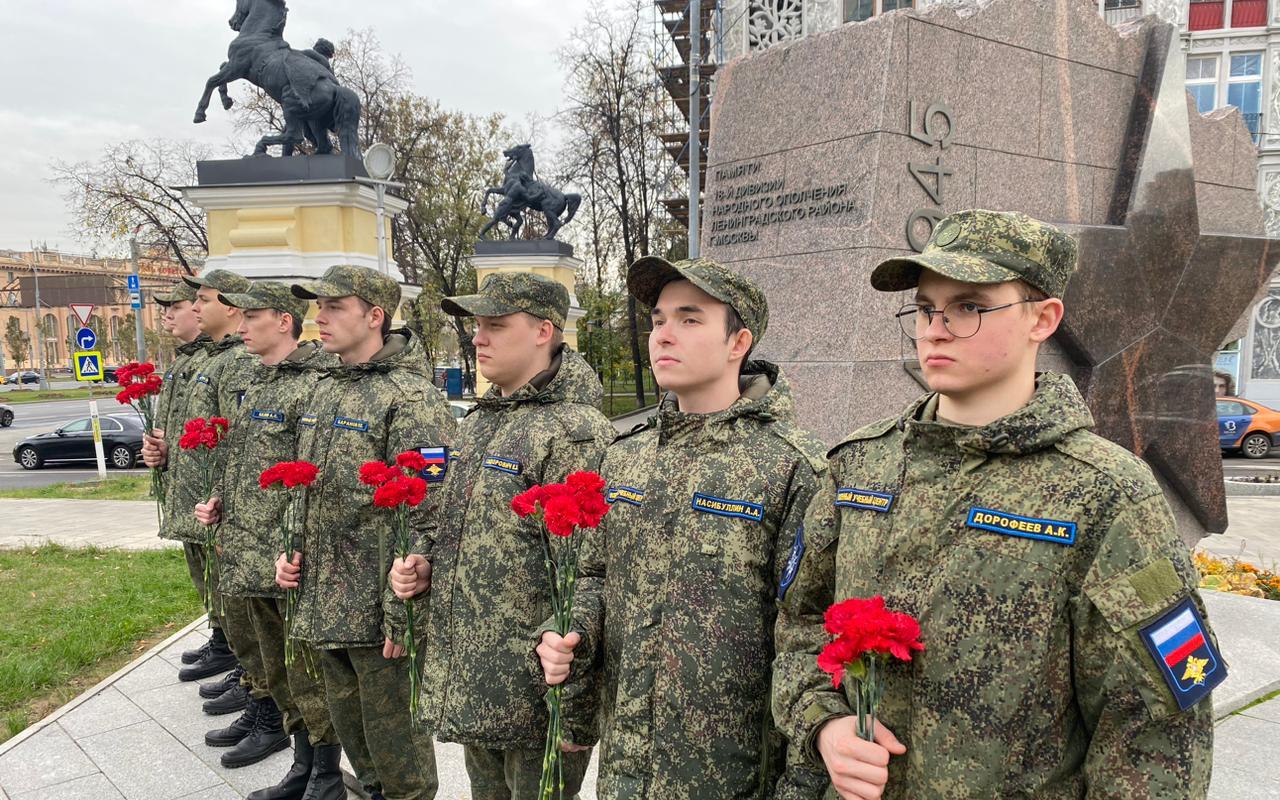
[127,274,140,291]
[130,292,142,310]
[73,350,104,381]
[76,327,97,350]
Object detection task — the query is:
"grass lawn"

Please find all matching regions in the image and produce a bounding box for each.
[0,544,202,742]
[0,475,152,501]
[0,387,117,404]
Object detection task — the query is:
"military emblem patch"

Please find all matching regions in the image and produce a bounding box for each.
[1139,597,1226,711]
[606,485,645,506]
[333,416,370,433]
[934,219,961,247]
[691,492,764,522]
[195,374,210,385]
[449,449,462,461]
[298,414,318,428]
[778,525,805,600]
[418,446,448,483]
[482,455,522,475]
[834,488,895,513]
[251,409,285,423]
[966,506,1077,546]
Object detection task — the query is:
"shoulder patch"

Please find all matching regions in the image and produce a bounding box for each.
[606,485,645,506]
[692,492,764,522]
[1139,597,1226,711]
[1054,430,1162,503]
[195,373,211,385]
[967,506,1077,546]
[778,525,805,600]
[835,488,896,513]
[299,414,318,428]
[827,416,898,458]
[417,446,449,483]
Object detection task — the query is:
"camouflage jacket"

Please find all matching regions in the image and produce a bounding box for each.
[772,372,1217,799]
[292,330,457,649]
[154,336,211,450]
[215,342,335,598]
[417,346,615,748]
[160,334,247,544]
[572,362,827,800]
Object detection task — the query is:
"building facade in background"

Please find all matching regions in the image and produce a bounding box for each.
[0,249,184,374]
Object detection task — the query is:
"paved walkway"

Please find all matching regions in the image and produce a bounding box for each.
[0,499,171,550]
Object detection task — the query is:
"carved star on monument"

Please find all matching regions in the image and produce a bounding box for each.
[1056,25,1280,533]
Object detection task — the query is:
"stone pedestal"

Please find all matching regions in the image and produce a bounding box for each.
[467,240,585,396]
[180,155,414,332]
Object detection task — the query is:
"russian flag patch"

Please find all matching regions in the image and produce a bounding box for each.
[1138,596,1226,711]
[418,446,448,483]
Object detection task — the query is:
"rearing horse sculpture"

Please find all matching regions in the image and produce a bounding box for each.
[479,145,581,240]
[192,0,361,158]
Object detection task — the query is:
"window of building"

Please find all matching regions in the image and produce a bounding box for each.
[1227,52,1263,142]
[1188,0,1225,31]
[844,0,913,23]
[1103,0,1140,8]
[1232,0,1267,28]
[1186,55,1218,114]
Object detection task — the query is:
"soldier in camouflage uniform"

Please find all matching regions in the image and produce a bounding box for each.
[772,210,1220,799]
[148,283,220,663]
[538,258,831,799]
[192,282,353,795]
[388,272,614,800]
[177,270,295,765]
[276,264,456,800]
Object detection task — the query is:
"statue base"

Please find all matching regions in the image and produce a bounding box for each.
[467,242,585,397]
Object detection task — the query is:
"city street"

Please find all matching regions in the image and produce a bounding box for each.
[0,398,148,489]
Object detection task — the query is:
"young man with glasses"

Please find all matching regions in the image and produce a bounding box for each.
[773,210,1219,799]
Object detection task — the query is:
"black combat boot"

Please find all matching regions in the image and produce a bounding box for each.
[205,696,259,747]
[221,696,289,768]
[199,664,245,699]
[181,628,220,664]
[202,683,250,716]
[246,730,313,800]
[179,632,238,681]
[300,743,346,800]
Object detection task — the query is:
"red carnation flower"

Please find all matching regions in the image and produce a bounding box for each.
[185,418,206,435]
[542,494,585,538]
[360,461,398,487]
[396,450,428,473]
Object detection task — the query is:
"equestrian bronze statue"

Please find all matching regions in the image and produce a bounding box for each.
[479,144,581,241]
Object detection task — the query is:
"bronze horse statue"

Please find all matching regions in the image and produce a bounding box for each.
[479,145,581,240]
[193,0,361,157]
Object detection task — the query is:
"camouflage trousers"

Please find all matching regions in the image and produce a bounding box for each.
[245,597,340,745]
[316,646,438,800]
[182,542,222,629]
[463,745,591,800]
[220,595,267,695]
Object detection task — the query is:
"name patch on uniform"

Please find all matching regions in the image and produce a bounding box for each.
[966,507,1077,545]
[251,409,284,423]
[195,374,210,385]
[1139,597,1226,711]
[449,449,462,461]
[333,416,369,433]
[606,485,645,506]
[778,525,805,600]
[418,447,449,483]
[299,414,318,428]
[834,488,896,513]
[691,492,764,522]
[482,455,522,475]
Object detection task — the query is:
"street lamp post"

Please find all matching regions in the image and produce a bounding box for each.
[356,143,404,276]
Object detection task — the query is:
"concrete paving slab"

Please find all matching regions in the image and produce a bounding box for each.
[128,681,225,749]
[1211,715,1280,774]
[1239,696,1280,724]
[79,720,222,800]
[171,787,240,800]
[0,724,97,795]
[1203,591,1280,716]
[0,500,168,551]
[10,773,126,800]
[1209,764,1280,799]
[1203,497,1280,568]
[186,736,292,798]
[113,655,182,696]
[58,687,148,741]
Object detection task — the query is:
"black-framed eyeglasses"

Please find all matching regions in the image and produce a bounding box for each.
[894,299,1039,340]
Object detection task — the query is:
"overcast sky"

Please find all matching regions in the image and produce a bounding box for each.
[0,0,593,254]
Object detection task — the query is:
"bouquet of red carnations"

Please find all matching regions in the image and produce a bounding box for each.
[259,460,319,668]
[115,362,164,523]
[180,416,228,615]
[818,595,924,741]
[511,471,610,800]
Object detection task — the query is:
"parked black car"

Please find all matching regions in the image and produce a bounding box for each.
[4,371,40,385]
[13,414,144,470]
[0,404,12,427]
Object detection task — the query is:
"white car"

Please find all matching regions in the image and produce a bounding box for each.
[449,400,474,420]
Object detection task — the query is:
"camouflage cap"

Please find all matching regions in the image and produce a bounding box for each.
[627,256,768,343]
[441,272,570,329]
[154,281,197,306]
[218,280,310,321]
[869,209,1078,298]
[182,268,253,295]
[291,264,401,315]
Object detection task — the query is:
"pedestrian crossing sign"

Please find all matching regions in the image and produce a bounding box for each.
[74,350,104,381]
